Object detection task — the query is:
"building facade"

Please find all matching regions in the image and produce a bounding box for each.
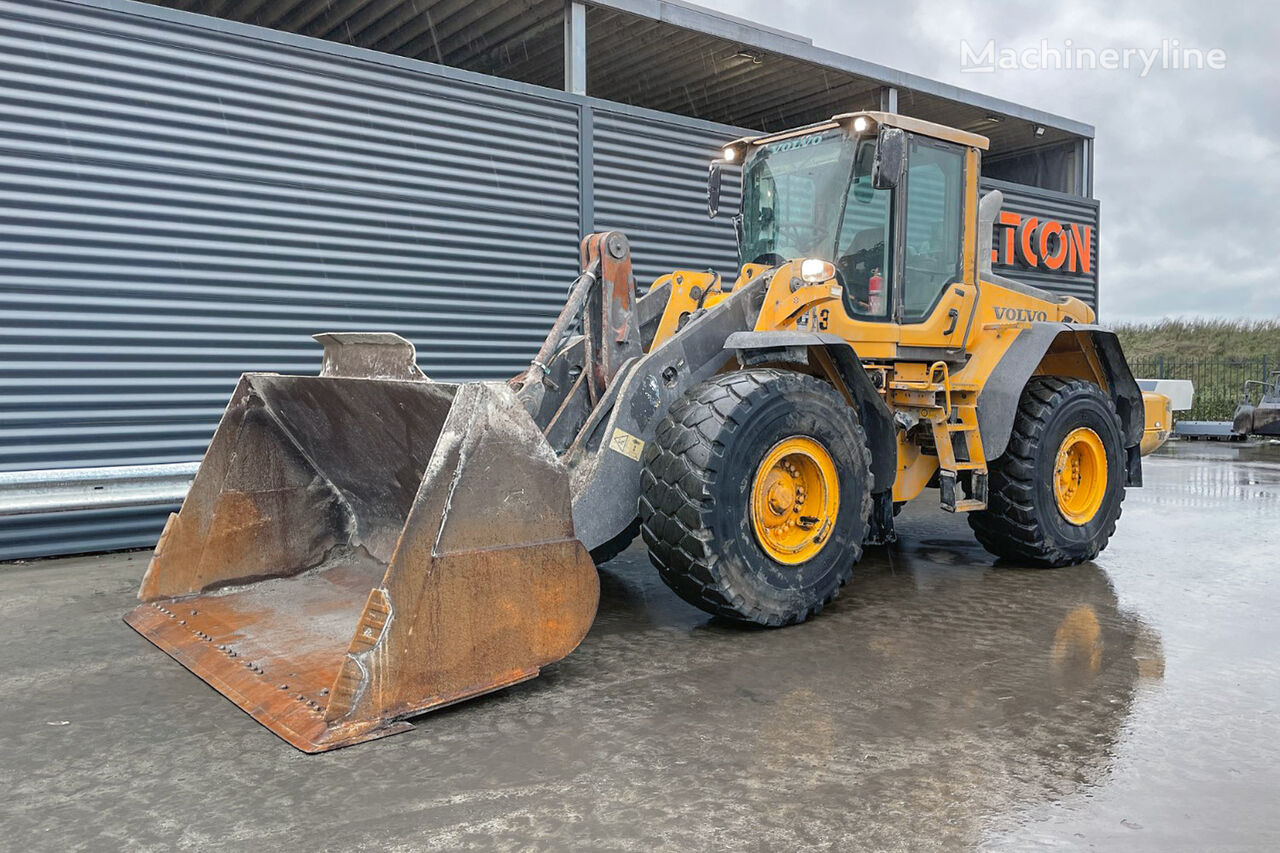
[0,0,1099,558]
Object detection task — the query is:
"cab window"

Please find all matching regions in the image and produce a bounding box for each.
[739,130,855,266]
[902,140,964,320]
[835,139,891,319]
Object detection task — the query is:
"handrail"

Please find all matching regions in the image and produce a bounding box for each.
[929,361,953,418]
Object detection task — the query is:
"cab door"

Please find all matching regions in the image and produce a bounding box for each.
[821,136,898,359]
[894,137,978,354]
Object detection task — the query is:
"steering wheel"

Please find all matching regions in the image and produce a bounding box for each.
[750,252,788,267]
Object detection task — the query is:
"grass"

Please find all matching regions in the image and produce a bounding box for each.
[1111,319,1280,420]
[1112,318,1280,361]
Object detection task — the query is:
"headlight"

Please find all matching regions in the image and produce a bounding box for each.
[800,258,836,283]
[852,116,872,133]
[722,147,736,162]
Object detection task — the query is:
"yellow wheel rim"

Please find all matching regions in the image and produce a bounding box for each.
[1053,427,1107,525]
[750,436,839,565]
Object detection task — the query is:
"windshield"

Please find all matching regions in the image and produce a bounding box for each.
[739,129,862,267]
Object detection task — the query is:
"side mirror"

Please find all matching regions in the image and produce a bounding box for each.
[872,127,907,190]
[707,161,723,219]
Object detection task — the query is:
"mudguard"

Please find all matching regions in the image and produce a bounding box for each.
[722,330,898,495]
[977,323,1144,482]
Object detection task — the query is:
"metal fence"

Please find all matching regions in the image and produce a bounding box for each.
[1129,356,1275,421]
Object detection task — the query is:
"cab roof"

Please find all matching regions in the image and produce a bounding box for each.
[723,111,990,161]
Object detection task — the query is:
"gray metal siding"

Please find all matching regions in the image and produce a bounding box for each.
[0,502,178,563]
[0,0,584,559]
[981,176,1100,307]
[592,109,742,287]
[0,0,750,561]
[1,0,581,476]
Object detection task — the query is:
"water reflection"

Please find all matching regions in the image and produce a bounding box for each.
[583,515,1164,848]
[1145,441,1280,515]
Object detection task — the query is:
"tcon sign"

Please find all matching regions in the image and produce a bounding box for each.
[992,211,1092,275]
[977,177,1099,309]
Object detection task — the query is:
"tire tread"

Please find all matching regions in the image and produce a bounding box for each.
[639,369,872,625]
[968,376,1125,566]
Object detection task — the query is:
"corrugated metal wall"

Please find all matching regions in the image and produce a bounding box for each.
[592,110,740,286]
[0,0,748,560]
[0,1,1098,561]
[981,176,1100,307]
[0,0,582,479]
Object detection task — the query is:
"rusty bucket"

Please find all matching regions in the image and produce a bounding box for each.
[124,334,599,752]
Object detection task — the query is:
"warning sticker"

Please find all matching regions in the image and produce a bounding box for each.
[608,428,645,461]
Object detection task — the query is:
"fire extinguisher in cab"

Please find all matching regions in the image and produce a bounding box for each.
[868,268,884,315]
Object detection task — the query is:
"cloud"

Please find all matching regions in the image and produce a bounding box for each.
[699,0,1280,321]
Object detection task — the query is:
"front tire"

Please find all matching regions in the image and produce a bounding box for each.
[639,369,872,626]
[589,517,639,565]
[969,376,1126,566]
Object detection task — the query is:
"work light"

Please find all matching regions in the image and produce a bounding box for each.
[800,258,836,283]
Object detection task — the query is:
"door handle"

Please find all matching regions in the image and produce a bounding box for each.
[942,308,959,336]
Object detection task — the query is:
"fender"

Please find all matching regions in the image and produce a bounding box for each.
[977,323,1144,484]
[723,331,898,496]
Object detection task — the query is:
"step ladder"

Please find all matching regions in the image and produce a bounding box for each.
[923,363,988,513]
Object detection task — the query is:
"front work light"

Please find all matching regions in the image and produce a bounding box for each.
[852,116,872,133]
[800,258,836,283]
[722,147,737,162]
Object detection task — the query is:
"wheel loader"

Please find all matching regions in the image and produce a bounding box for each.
[127,111,1160,752]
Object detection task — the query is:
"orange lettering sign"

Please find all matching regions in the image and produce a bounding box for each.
[991,212,1092,275]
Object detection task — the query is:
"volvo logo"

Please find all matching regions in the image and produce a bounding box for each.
[993,307,1049,322]
[765,133,826,154]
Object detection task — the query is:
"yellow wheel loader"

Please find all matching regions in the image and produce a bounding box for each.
[127,112,1161,752]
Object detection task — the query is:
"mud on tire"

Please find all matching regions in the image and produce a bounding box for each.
[969,376,1127,567]
[638,369,872,626]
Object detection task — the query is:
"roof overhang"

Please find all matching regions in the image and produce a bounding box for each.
[140,0,1091,159]
[593,0,1092,140]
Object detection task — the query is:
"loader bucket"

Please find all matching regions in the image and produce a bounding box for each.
[125,334,599,752]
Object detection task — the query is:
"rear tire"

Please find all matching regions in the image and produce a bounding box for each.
[639,369,872,626]
[969,376,1126,566]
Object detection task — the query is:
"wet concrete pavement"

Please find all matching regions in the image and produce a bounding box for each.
[1,442,1278,851]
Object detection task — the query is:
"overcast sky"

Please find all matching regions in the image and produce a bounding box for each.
[700,0,1279,322]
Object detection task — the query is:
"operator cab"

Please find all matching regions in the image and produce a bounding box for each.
[710,112,987,326]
